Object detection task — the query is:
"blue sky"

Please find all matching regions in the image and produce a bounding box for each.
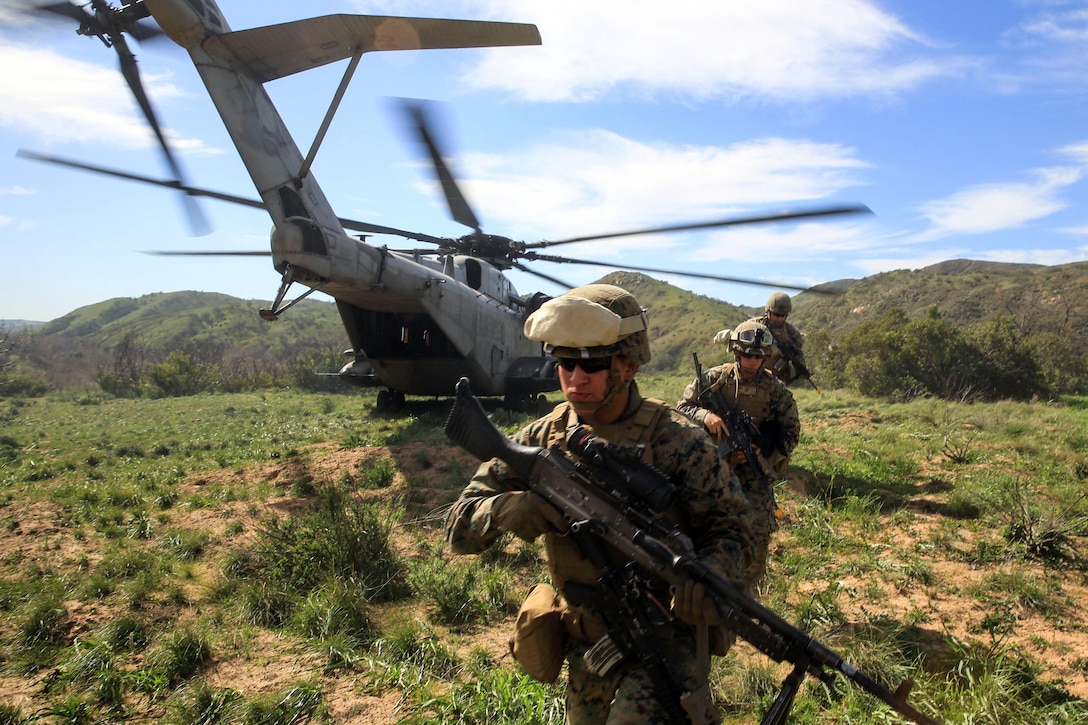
[3,0,1088,322]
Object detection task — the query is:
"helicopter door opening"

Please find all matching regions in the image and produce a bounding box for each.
[335,302,456,360]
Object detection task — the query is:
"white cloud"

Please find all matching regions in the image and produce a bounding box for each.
[442,129,869,241]
[0,186,32,196]
[458,0,970,103]
[917,165,1081,238]
[0,39,207,153]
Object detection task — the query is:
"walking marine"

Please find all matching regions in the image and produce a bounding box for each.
[446,283,753,724]
[677,320,800,585]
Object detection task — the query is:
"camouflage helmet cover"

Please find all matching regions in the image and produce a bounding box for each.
[730,319,773,357]
[523,284,651,365]
[766,291,792,316]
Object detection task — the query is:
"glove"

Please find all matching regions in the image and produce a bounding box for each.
[491,491,566,541]
[672,579,721,627]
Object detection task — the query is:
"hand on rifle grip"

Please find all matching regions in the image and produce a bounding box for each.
[492,491,566,541]
[672,580,722,627]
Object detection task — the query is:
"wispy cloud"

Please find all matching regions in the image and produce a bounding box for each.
[0,38,209,154]
[450,0,973,103]
[914,165,1081,240]
[0,186,32,196]
[438,129,869,242]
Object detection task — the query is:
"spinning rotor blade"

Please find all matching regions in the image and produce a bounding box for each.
[111,32,209,235]
[525,204,872,249]
[512,261,577,290]
[16,150,444,241]
[29,0,208,235]
[402,100,482,233]
[519,252,822,293]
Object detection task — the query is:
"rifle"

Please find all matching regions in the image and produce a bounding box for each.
[444,377,939,725]
[692,352,771,485]
[775,337,820,393]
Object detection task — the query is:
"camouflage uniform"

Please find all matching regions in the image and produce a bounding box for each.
[447,381,754,724]
[676,363,799,585]
[751,311,807,386]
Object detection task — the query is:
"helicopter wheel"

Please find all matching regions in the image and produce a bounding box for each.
[376,390,392,412]
[502,392,535,412]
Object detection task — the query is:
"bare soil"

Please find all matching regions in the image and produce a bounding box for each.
[3,439,1087,722]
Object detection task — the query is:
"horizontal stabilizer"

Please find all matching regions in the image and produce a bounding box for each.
[205,14,541,82]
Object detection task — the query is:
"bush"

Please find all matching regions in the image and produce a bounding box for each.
[836,306,1061,402]
[147,352,217,398]
[0,372,50,398]
[251,484,407,602]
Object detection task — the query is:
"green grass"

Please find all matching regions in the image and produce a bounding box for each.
[2,387,1088,723]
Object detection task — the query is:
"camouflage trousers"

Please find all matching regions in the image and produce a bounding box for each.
[734,462,780,586]
[564,626,711,724]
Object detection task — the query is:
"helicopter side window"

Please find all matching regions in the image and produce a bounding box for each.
[464,258,482,291]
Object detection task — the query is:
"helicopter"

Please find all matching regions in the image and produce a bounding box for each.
[17,0,869,412]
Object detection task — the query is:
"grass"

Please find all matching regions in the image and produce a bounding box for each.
[2,385,1088,722]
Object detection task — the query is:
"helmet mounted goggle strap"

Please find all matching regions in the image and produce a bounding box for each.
[735,327,772,347]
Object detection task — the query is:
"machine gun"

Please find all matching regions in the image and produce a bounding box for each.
[443,378,939,725]
[776,337,820,393]
[692,352,771,485]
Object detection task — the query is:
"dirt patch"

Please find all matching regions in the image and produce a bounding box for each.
[4,438,1088,720]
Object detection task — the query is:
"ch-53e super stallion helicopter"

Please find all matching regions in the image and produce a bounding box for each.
[18,0,868,412]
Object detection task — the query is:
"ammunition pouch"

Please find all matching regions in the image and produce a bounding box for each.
[509,583,567,684]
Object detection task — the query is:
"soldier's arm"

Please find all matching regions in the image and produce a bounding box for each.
[774,386,802,456]
[676,367,725,428]
[445,420,548,554]
[445,459,524,554]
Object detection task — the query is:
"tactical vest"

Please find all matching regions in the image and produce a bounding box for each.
[540,396,670,643]
[541,397,668,463]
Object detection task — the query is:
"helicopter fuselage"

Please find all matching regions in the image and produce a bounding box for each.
[141,0,553,400]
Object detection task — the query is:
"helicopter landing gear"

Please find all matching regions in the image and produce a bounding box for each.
[376,389,406,413]
[502,392,547,413]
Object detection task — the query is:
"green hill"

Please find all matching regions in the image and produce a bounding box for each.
[37,291,348,358]
[795,259,1088,352]
[14,259,1088,393]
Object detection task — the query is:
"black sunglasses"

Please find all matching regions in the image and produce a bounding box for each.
[556,356,613,374]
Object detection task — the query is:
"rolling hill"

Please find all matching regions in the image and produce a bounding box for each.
[12,258,1088,390]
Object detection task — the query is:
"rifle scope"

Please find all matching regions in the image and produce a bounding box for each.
[565,426,676,513]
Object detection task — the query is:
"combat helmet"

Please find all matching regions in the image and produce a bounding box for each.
[730,320,773,358]
[524,284,651,365]
[766,292,792,317]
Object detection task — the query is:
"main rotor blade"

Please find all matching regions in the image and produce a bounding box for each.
[16,150,448,242]
[512,261,576,290]
[521,252,826,293]
[110,32,209,235]
[36,2,91,24]
[403,100,481,233]
[524,204,872,249]
[17,149,265,208]
[142,250,270,256]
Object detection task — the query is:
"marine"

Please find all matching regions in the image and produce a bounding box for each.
[677,320,800,585]
[446,283,754,724]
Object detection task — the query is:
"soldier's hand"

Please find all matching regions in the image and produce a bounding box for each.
[704,412,726,438]
[491,491,566,541]
[672,580,721,627]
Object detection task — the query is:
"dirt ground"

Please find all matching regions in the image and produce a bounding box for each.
[3,439,1087,722]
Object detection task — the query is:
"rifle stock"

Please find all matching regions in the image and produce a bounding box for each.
[443,378,939,725]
